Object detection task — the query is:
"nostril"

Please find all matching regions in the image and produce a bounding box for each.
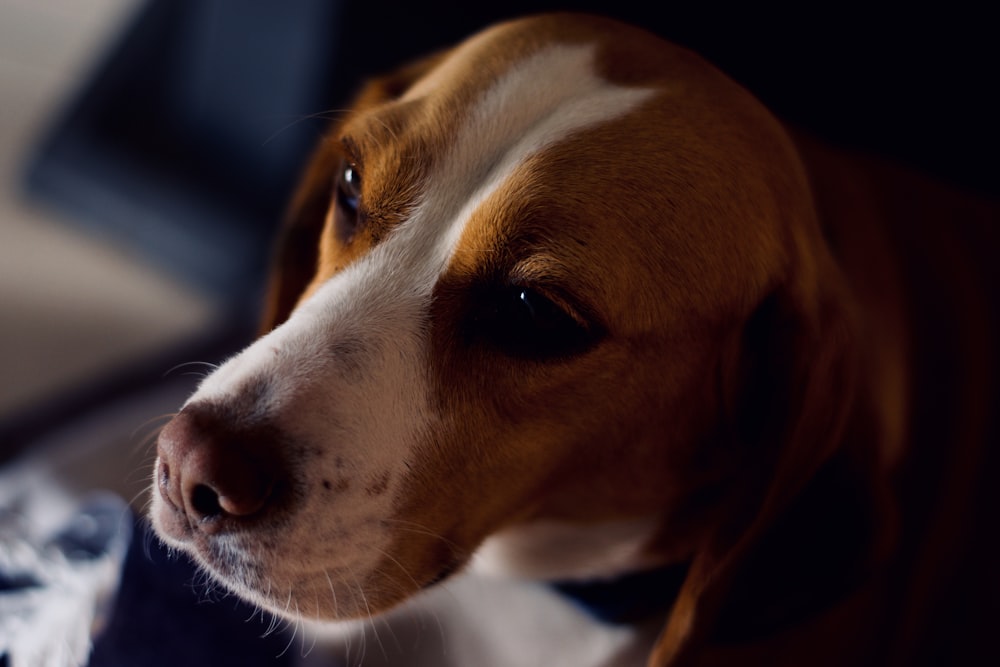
[190,484,224,519]
[156,405,282,529]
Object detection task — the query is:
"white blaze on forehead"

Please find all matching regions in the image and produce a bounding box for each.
[195,43,655,410]
[192,43,657,492]
[195,45,653,461]
[411,43,658,271]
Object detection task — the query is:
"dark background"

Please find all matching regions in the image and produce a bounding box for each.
[4,2,995,665]
[8,0,997,467]
[25,0,999,306]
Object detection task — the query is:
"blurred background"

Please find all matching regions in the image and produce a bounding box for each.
[0,0,995,665]
[0,0,204,466]
[3,0,996,469]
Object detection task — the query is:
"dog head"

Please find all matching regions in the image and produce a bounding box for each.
[151,13,858,659]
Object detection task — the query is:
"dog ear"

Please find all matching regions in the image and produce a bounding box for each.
[648,249,889,665]
[258,51,449,333]
[258,139,340,333]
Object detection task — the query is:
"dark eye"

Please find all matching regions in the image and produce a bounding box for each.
[334,161,362,239]
[469,286,600,359]
[337,163,361,211]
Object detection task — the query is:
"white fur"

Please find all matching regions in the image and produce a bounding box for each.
[301,570,662,667]
[472,518,663,581]
[154,42,657,620]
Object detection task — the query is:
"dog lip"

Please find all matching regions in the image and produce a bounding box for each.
[153,505,245,575]
[424,559,463,589]
[153,499,194,541]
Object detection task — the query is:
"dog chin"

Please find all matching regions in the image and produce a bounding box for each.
[153,527,420,621]
[181,549,377,622]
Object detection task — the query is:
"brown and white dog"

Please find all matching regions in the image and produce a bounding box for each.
[150,13,999,666]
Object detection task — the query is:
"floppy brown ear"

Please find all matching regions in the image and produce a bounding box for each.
[258,51,449,333]
[649,247,892,665]
[258,140,339,333]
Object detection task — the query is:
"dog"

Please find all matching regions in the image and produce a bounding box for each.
[150,13,999,666]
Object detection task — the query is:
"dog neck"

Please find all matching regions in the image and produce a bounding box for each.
[470,517,667,581]
[469,517,684,624]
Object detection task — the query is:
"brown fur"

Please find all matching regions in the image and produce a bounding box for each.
[250,13,996,665]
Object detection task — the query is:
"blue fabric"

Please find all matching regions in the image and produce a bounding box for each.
[89,520,296,667]
[550,563,687,625]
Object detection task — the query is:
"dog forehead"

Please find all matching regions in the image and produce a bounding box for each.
[285,14,800,378]
[396,42,657,280]
[402,22,609,108]
[391,17,805,331]
[266,38,659,349]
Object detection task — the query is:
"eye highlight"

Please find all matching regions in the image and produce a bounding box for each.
[333,160,363,241]
[338,164,361,211]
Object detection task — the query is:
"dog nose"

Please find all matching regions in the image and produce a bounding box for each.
[156,405,278,529]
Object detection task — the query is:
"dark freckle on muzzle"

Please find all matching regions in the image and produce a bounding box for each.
[365,472,392,496]
[320,478,351,493]
[321,478,350,493]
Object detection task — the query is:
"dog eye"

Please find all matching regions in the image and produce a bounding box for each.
[333,161,362,239]
[336,162,362,213]
[471,286,598,359]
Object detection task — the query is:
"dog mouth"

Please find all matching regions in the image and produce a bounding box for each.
[148,410,462,621]
[152,486,446,621]
[423,558,464,589]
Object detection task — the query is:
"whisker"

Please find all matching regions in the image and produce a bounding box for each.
[281,585,295,619]
[324,569,365,665]
[262,580,284,638]
[128,485,152,512]
[124,460,157,495]
[128,412,176,445]
[139,520,158,561]
[381,517,465,553]
[276,594,300,659]
[323,569,340,617]
[345,564,387,663]
[294,599,306,658]
[364,549,434,640]
[300,593,321,659]
[362,112,402,144]
[162,360,219,379]
[262,108,352,146]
